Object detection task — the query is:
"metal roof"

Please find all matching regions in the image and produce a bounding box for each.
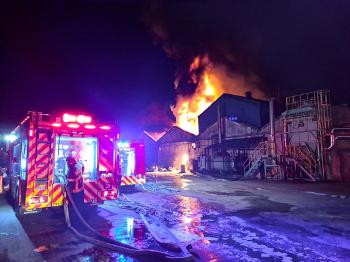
[198,93,270,133]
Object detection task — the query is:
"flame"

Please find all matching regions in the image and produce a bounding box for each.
[182,153,189,165]
[171,54,264,135]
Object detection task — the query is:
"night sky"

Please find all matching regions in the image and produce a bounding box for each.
[1,0,350,138]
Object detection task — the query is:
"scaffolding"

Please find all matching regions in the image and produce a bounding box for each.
[281,89,332,180]
[243,89,332,181]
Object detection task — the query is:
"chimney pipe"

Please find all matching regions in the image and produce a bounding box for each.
[217,104,222,144]
[269,98,277,157]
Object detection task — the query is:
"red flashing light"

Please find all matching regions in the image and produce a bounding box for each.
[77,115,92,124]
[100,125,111,130]
[67,123,80,129]
[84,124,96,129]
[63,113,92,124]
[51,123,61,127]
[63,113,76,123]
[29,129,33,137]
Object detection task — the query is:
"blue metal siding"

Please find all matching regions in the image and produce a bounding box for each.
[198,94,269,133]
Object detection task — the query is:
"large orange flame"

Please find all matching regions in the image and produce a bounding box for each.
[171,54,264,135]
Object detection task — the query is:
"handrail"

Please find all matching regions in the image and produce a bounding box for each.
[287,145,316,174]
[244,141,274,176]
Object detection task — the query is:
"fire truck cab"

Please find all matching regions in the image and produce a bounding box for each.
[7,111,120,215]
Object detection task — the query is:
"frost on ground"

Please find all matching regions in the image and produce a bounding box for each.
[102,177,350,262]
[127,183,350,262]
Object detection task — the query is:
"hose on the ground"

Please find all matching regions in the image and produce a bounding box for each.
[62,184,193,261]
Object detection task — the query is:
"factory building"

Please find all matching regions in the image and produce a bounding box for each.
[157,126,195,172]
[195,93,270,177]
[193,90,350,181]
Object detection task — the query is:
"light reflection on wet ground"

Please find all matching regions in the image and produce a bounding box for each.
[17,174,350,261]
[86,191,226,261]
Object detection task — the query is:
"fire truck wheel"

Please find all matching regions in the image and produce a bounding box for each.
[88,204,98,212]
[14,187,24,216]
[80,204,98,216]
[121,184,136,193]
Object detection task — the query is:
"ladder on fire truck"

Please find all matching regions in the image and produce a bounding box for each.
[35,128,53,179]
[26,113,54,210]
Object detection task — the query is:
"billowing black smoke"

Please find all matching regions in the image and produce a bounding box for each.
[142,0,265,97]
[142,0,350,104]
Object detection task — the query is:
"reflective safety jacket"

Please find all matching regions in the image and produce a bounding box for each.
[67,162,84,193]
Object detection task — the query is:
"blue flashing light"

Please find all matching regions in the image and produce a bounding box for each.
[117,141,130,148]
[5,134,17,142]
[21,159,27,170]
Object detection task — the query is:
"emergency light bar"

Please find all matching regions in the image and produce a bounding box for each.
[77,115,92,124]
[51,123,61,127]
[84,124,96,129]
[100,125,111,130]
[63,113,92,124]
[49,113,116,132]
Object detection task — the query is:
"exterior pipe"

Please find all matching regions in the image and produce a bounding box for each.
[217,104,222,144]
[327,128,350,150]
[269,98,277,157]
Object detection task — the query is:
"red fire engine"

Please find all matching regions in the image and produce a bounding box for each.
[118,140,146,187]
[6,111,144,215]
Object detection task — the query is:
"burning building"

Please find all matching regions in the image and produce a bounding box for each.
[157,126,195,172]
[186,89,350,182]
[194,93,270,176]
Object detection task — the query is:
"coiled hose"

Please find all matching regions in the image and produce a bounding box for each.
[62,185,193,261]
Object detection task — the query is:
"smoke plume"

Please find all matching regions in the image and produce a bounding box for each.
[143,1,267,134]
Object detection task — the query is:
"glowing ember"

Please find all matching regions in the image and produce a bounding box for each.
[171,54,265,135]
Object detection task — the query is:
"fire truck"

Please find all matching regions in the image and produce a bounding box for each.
[6,111,145,215]
[118,140,146,187]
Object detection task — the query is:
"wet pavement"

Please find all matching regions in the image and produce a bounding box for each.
[1,174,350,261]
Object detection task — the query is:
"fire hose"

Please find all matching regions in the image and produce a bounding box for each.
[61,184,194,261]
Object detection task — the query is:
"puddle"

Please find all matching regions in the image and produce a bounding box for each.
[108,217,150,247]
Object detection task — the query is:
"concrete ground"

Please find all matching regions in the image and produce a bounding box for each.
[0,174,350,261]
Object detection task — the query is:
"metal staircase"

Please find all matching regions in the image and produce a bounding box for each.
[287,144,317,181]
[243,142,269,178]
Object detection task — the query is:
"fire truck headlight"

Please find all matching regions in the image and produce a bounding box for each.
[5,134,17,142]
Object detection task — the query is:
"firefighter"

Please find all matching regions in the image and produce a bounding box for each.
[0,168,9,192]
[66,156,84,209]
